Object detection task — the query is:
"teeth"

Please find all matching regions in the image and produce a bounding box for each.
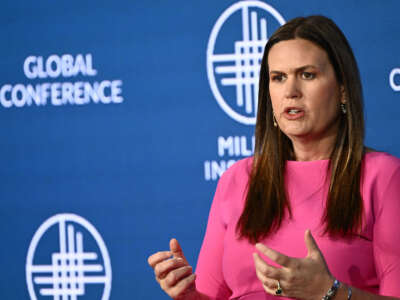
[288,109,300,114]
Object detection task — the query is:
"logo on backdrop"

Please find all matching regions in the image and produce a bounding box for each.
[26,213,112,300]
[207,0,285,125]
[203,1,284,181]
[0,53,123,108]
[204,135,255,181]
[390,67,400,91]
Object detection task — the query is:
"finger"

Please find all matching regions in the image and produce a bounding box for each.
[253,254,282,289]
[264,286,280,297]
[168,273,196,299]
[253,253,282,279]
[261,279,282,296]
[170,238,187,261]
[251,257,282,297]
[255,243,292,268]
[154,257,187,279]
[148,251,172,268]
[164,265,193,287]
[255,270,279,291]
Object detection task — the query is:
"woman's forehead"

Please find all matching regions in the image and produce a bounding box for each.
[267,39,330,71]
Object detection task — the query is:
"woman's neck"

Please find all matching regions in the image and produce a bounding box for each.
[290,133,336,161]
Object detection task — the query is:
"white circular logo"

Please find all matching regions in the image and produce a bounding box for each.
[26,213,112,300]
[207,1,285,125]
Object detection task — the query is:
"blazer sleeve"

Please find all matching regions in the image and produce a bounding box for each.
[373,165,400,297]
[195,173,232,300]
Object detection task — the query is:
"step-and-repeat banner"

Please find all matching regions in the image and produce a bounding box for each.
[1,1,399,299]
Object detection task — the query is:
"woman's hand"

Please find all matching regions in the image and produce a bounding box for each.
[148,238,197,300]
[253,230,334,300]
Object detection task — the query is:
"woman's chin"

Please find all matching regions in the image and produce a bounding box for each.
[281,128,310,140]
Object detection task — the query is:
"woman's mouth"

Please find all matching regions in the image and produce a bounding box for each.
[283,107,305,120]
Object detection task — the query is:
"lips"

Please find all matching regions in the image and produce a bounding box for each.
[283,107,305,120]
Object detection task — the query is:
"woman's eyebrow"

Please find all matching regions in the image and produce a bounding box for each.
[269,64,319,74]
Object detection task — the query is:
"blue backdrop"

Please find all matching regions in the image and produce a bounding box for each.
[1,1,399,299]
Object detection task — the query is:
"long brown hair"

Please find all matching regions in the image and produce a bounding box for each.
[236,16,365,243]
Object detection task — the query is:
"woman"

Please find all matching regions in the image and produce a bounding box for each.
[148,16,400,300]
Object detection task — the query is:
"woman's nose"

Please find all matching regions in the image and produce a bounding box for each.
[284,77,302,99]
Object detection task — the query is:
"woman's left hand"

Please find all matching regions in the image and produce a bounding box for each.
[253,229,334,300]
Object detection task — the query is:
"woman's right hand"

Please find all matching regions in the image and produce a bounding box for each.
[148,238,198,300]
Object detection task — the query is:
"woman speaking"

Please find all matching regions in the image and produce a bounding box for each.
[148,16,400,300]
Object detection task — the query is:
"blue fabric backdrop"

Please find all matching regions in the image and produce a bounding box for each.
[1,1,399,299]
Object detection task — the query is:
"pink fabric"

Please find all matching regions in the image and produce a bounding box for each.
[195,152,400,300]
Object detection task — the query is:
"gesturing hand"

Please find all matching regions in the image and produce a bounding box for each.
[148,238,197,300]
[253,230,334,300]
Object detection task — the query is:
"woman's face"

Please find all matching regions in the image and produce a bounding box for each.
[268,38,343,143]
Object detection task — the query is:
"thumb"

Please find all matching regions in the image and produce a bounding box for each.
[304,229,321,257]
[170,238,187,261]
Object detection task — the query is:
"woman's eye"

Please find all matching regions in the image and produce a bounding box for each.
[301,72,315,80]
[271,74,284,82]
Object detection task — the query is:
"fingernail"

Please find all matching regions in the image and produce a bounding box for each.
[255,243,264,250]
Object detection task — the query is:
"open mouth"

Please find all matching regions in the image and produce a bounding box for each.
[287,109,302,115]
[284,107,304,119]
